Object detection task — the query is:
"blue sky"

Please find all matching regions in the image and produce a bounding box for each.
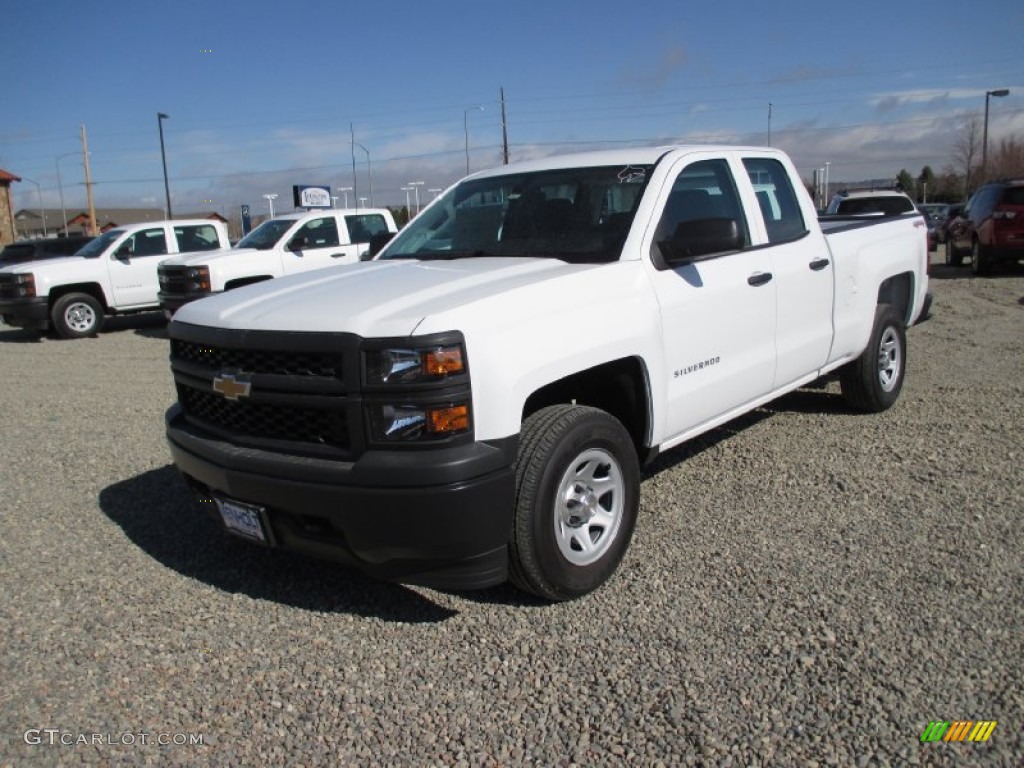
[2,0,1022,219]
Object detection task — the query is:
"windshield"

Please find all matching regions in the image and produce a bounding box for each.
[75,230,123,258]
[380,164,652,264]
[235,219,295,250]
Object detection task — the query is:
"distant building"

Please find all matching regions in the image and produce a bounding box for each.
[0,168,22,246]
[14,208,165,238]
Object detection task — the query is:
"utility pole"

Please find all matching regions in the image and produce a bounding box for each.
[81,124,98,236]
[500,87,510,164]
[767,103,773,147]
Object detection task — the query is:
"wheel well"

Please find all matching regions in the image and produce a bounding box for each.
[877,272,913,325]
[48,283,108,312]
[522,357,650,457]
[225,276,272,291]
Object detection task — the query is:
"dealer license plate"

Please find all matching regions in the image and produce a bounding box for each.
[215,497,267,543]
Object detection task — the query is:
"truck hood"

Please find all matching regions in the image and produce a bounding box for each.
[160,247,247,267]
[0,254,94,275]
[173,257,605,337]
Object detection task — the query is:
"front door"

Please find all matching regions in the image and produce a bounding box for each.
[108,225,169,307]
[646,156,777,441]
[282,215,349,275]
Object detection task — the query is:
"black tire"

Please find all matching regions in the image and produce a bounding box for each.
[840,304,906,413]
[970,239,991,276]
[509,405,640,601]
[945,241,963,267]
[51,292,103,339]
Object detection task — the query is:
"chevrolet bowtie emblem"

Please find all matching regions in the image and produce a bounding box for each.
[212,373,252,400]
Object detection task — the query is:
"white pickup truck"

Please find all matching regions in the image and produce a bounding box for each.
[157,208,398,315]
[0,219,230,338]
[163,146,930,601]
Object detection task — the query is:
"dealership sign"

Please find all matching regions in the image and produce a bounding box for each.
[292,185,332,209]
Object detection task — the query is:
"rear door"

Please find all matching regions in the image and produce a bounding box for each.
[340,212,393,263]
[742,155,834,389]
[107,225,170,307]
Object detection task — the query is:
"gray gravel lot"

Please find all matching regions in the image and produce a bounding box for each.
[1,256,1022,767]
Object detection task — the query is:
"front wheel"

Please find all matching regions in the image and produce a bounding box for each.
[840,304,906,413]
[509,405,640,601]
[945,241,963,267]
[51,293,103,339]
[970,239,991,276]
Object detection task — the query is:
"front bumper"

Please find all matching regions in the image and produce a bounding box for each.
[158,290,219,316]
[0,297,49,329]
[165,404,517,590]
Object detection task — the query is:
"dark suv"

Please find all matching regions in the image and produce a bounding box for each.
[949,180,1024,274]
[0,235,94,265]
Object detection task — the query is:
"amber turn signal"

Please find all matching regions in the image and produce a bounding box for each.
[423,346,465,377]
[427,404,470,434]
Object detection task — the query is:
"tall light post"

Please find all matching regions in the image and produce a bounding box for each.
[408,181,425,215]
[55,151,80,236]
[263,193,278,218]
[982,88,1010,181]
[401,186,413,219]
[824,161,830,207]
[337,186,353,209]
[358,197,367,209]
[464,105,484,175]
[157,112,173,219]
[428,187,442,200]
[21,177,46,237]
[350,142,373,206]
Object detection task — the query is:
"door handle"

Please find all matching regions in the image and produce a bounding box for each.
[747,272,773,286]
[330,253,345,258]
[809,257,830,271]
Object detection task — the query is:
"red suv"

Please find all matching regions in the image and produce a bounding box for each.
[949,180,1024,274]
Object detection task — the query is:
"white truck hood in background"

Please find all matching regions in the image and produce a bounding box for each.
[160,247,251,268]
[173,257,603,338]
[0,254,92,276]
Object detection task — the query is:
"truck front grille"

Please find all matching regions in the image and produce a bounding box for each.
[172,339,344,379]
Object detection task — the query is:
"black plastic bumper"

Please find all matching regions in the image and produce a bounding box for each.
[165,405,517,590]
[158,290,218,316]
[0,297,49,329]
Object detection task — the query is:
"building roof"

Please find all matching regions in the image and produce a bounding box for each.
[0,168,21,183]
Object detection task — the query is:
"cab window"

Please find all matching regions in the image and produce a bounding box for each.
[294,217,340,248]
[119,228,168,258]
[174,224,221,252]
[743,157,807,243]
[344,214,389,244]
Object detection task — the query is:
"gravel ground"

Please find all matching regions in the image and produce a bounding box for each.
[1,253,1022,767]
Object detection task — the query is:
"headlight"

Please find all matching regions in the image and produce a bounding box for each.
[11,273,36,298]
[365,343,466,386]
[367,402,471,442]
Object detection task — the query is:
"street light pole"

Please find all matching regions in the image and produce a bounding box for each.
[982,89,1010,182]
[401,186,412,220]
[464,105,484,175]
[157,113,173,219]
[22,177,46,237]
[824,161,830,207]
[55,152,79,236]
[351,142,373,206]
[408,181,425,215]
[337,186,352,209]
[428,188,442,200]
[263,193,278,218]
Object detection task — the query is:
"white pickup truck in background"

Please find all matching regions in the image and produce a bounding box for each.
[157,208,398,315]
[0,219,230,338]
[164,145,930,601]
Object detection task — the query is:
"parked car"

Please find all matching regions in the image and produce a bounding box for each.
[0,235,93,265]
[917,208,938,252]
[949,180,1024,274]
[0,220,231,338]
[825,189,917,216]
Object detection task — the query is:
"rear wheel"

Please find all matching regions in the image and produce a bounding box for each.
[970,239,991,276]
[945,241,963,267]
[509,405,640,601]
[840,304,906,413]
[51,293,102,338]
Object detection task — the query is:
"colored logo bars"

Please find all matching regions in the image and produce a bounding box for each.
[920,721,997,743]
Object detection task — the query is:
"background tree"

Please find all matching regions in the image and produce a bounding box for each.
[989,137,1024,180]
[896,169,916,198]
[952,114,981,194]
[917,166,937,202]
[935,165,964,202]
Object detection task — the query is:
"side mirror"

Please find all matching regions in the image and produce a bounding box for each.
[367,231,395,258]
[287,235,308,252]
[658,217,743,266]
[115,245,132,260]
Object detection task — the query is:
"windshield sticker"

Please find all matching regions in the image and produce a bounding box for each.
[618,166,647,184]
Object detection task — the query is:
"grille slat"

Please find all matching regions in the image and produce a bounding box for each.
[172,339,344,379]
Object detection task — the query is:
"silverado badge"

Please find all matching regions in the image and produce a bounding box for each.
[212,373,252,400]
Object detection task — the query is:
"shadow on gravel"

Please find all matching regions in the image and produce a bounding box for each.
[101,311,167,337]
[0,327,45,343]
[642,407,775,478]
[99,465,458,623]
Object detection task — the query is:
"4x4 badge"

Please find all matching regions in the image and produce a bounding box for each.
[212,373,252,400]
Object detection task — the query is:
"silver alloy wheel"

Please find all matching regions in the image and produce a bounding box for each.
[64,301,97,333]
[877,326,902,392]
[553,447,625,566]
